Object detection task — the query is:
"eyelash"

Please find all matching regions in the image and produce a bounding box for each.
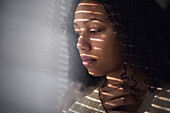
[75,29,102,37]
[90,29,102,34]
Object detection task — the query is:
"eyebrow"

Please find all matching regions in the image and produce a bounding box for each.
[74,18,105,26]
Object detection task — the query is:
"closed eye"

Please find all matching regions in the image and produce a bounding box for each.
[90,29,102,34]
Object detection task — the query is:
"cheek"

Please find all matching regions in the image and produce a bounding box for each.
[92,43,103,52]
[101,40,123,68]
[93,46,123,74]
[107,44,123,61]
[110,51,123,68]
[92,34,122,62]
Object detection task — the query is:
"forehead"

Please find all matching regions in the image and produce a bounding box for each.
[74,0,109,22]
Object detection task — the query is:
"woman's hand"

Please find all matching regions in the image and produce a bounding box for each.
[99,84,143,113]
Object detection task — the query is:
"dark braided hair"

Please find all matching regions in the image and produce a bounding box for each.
[65,0,170,92]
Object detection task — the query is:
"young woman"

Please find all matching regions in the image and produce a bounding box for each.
[57,0,170,113]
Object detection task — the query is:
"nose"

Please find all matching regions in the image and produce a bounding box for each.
[76,34,91,52]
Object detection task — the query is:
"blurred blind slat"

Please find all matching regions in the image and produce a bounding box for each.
[0,0,70,113]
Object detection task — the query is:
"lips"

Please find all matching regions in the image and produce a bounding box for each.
[81,56,97,66]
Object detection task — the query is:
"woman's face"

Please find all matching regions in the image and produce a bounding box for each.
[74,0,124,77]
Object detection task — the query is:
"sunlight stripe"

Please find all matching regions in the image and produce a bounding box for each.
[75,102,105,113]
[74,19,89,22]
[166,89,170,92]
[75,10,103,15]
[155,95,170,102]
[90,38,104,42]
[106,76,124,82]
[69,108,80,113]
[94,47,102,50]
[144,111,150,113]
[156,87,163,91]
[94,89,99,93]
[85,96,100,103]
[78,3,101,6]
[80,54,98,59]
[152,104,170,112]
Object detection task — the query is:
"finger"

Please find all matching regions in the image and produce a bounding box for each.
[106,76,124,85]
[100,91,128,103]
[116,105,140,111]
[108,84,123,89]
[100,85,130,95]
[100,92,115,103]
[99,86,121,102]
[100,86,131,102]
[100,85,121,92]
[100,84,133,94]
[103,97,141,109]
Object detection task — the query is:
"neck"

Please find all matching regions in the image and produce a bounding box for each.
[105,63,149,91]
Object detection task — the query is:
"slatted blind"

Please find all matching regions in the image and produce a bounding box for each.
[0,0,70,113]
